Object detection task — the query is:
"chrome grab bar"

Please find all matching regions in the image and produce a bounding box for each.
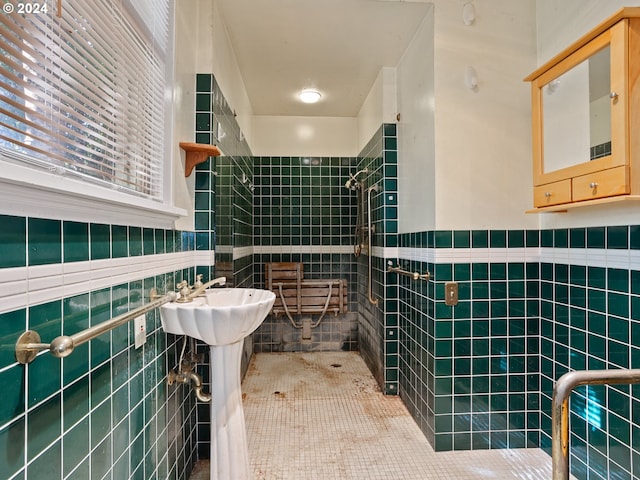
[387,265,430,281]
[552,368,640,480]
[15,289,178,364]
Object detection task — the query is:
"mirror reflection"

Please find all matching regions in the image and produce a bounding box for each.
[542,45,611,173]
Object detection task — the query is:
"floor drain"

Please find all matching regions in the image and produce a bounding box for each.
[330,364,342,368]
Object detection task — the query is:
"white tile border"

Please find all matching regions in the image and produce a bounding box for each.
[253,245,354,255]
[391,246,640,271]
[245,245,640,273]
[0,251,203,314]
[5,245,640,315]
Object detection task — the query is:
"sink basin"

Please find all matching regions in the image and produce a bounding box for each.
[159,287,275,480]
[159,288,275,345]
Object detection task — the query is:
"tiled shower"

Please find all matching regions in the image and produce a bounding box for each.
[251,155,359,353]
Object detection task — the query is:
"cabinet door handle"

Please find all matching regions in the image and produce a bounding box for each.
[545,192,552,198]
[610,92,619,100]
[590,182,598,189]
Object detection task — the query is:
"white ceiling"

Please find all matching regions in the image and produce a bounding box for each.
[215,0,433,117]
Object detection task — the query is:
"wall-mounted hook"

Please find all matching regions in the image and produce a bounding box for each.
[466,66,478,91]
[463,2,476,26]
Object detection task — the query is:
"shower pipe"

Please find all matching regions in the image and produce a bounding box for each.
[367,183,379,306]
[387,265,431,281]
[15,288,178,364]
[354,181,365,257]
[345,168,368,257]
[552,368,640,480]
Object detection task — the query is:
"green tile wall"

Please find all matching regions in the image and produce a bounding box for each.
[253,156,355,248]
[537,227,640,480]
[396,231,541,451]
[251,156,359,352]
[393,226,640,480]
[29,218,61,265]
[195,73,253,289]
[0,215,200,480]
[355,124,399,395]
[249,126,398,356]
[194,73,256,456]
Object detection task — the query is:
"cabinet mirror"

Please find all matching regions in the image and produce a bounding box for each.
[542,45,611,174]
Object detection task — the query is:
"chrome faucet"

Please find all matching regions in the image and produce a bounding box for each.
[188,276,226,300]
[176,275,227,302]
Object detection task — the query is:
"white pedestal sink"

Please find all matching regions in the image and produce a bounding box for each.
[159,288,275,480]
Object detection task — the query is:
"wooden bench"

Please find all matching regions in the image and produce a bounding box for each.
[264,262,348,325]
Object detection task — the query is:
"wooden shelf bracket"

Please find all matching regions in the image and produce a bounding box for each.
[179,142,222,177]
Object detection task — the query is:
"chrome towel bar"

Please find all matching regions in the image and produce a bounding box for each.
[552,368,640,480]
[387,265,430,281]
[15,289,178,364]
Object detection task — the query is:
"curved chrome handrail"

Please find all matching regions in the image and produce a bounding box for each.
[552,368,640,479]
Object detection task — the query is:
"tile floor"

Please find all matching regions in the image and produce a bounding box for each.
[191,351,556,479]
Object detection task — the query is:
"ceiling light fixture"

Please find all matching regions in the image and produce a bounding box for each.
[299,89,322,104]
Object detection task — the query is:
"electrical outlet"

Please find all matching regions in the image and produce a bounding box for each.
[134,314,146,349]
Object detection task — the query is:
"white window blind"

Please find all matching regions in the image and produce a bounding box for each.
[0,0,170,200]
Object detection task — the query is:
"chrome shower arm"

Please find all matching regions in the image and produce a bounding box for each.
[344,168,369,190]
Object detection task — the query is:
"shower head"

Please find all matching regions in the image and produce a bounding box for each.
[344,168,368,190]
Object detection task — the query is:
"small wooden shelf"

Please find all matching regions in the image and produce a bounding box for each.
[179,142,221,177]
[526,195,640,213]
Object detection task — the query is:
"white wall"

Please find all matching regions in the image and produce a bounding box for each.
[195,0,254,148]
[430,0,537,231]
[248,55,399,158]
[250,116,359,157]
[172,2,200,230]
[396,6,436,233]
[173,0,255,229]
[357,67,398,154]
[536,0,639,64]
[536,0,640,229]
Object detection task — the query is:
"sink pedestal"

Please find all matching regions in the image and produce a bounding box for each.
[158,287,276,480]
[209,340,251,479]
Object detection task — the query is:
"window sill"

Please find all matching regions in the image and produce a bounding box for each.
[0,161,187,227]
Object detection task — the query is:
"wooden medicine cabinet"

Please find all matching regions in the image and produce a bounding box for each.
[525,7,640,212]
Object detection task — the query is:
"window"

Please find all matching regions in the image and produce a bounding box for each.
[0,0,171,201]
